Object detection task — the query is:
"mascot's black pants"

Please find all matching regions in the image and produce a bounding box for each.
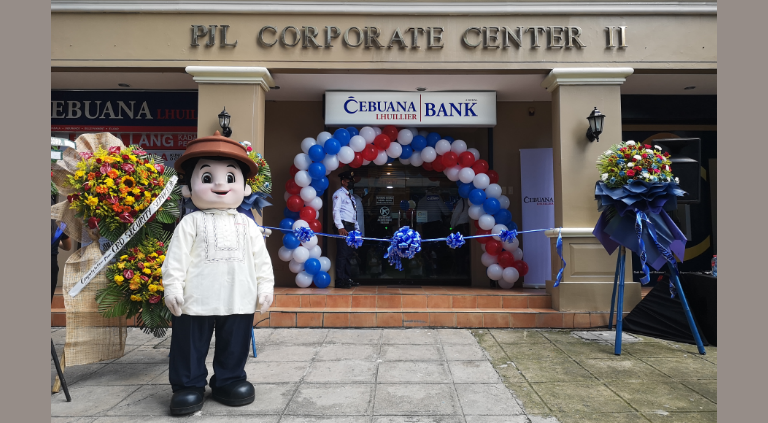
[169,313,254,393]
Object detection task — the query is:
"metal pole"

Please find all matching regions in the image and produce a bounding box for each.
[614,247,626,355]
[608,250,622,331]
[51,339,71,402]
[668,264,707,355]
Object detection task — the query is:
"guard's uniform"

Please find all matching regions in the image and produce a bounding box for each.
[332,181,359,285]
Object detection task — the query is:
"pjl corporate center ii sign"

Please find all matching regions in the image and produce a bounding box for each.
[325,92,497,127]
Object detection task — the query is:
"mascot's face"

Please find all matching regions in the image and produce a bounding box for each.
[188,158,251,210]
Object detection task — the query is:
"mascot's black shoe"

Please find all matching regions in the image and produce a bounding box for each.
[212,380,255,407]
[169,389,204,416]
[348,278,360,287]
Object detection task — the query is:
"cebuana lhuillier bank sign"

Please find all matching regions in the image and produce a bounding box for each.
[324,92,497,127]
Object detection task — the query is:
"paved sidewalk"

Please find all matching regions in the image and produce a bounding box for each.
[51,327,716,422]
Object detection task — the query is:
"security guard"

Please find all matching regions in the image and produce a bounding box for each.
[332,171,360,289]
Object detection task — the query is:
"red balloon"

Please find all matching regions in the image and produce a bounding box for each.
[308,218,322,233]
[373,134,391,151]
[289,164,299,176]
[513,260,529,276]
[422,162,433,171]
[350,152,364,168]
[472,159,489,174]
[498,251,515,268]
[286,179,301,195]
[382,125,398,141]
[299,206,316,222]
[487,170,499,184]
[287,195,304,212]
[486,240,502,255]
[432,156,446,172]
[442,151,458,167]
[458,151,475,168]
[475,228,490,244]
[363,144,378,161]
[473,220,481,230]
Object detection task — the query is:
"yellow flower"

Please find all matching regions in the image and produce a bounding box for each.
[144,262,154,269]
[75,170,85,179]
[124,196,135,206]
[148,285,158,293]
[129,283,140,291]
[131,188,141,195]
[120,255,128,261]
[143,268,152,275]
[137,252,145,259]
[130,295,142,302]
[128,154,137,162]
[131,275,141,284]
[114,275,124,283]
[85,196,98,207]
[157,285,164,291]
[146,163,156,172]
[117,262,125,269]
[105,178,115,187]
[144,191,152,197]
[149,253,158,258]
[159,255,165,262]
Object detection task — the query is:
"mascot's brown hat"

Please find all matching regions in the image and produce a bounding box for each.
[174,131,258,179]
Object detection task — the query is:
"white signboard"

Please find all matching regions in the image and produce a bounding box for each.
[520,148,555,289]
[325,91,496,127]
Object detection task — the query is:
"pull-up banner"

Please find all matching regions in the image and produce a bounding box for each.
[325,91,496,127]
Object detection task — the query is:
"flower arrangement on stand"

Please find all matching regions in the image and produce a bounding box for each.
[596,140,677,187]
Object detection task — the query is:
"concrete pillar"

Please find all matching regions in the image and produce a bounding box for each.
[541,68,641,312]
[185,66,275,224]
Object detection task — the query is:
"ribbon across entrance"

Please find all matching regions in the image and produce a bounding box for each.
[68,175,179,298]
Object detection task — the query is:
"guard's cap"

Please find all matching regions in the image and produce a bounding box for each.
[339,170,355,180]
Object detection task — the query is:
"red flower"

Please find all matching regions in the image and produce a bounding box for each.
[154,164,165,174]
[100,164,111,175]
[95,158,102,164]
[654,168,661,174]
[66,193,80,203]
[121,163,135,173]
[87,217,100,229]
[644,144,651,149]
[137,262,145,270]
[158,242,164,247]
[664,152,670,157]
[79,152,93,160]
[626,170,635,177]
[148,295,161,304]
[247,146,253,152]
[108,146,122,154]
[156,250,163,255]
[133,149,147,155]
[636,167,643,172]
[123,269,134,279]
[624,154,631,159]
[83,182,91,191]
[128,256,136,261]
[118,212,135,223]
[122,154,130,160]
[140,275,149,282]
[631,157,638,162]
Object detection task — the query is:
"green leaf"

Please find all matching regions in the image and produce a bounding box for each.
[96,285,130,318]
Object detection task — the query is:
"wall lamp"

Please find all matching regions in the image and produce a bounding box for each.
[218,107,232,137]
[586,107,605,142]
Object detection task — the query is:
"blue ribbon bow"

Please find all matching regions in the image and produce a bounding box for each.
[384,227,422,271]
[293,226,315,244]
[499,229,517,243]
[346,230,363,249]
[554,229,566,287]
[446,232,465,249]
[636,210,679,297]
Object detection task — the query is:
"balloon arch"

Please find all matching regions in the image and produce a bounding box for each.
[275,125,530,289]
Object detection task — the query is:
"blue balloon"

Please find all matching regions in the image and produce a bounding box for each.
[324,138,341,155]
[469,189,487,206]
[426,132,441,147]
[279,218,295,233]
[314,188,325,196]
[400,144,414,159]
[304,258,321,275]
[507,221,518,232]
[458,183,473,199]
[283,233,300,249]
[444,136,455,143]
[308,162,326,179]
[284,207,300,220]
[334,128,351,146]
[400,200,410,211]
[311,176,329,191]
[308,144,325,162]
[493,209,512,226]
[410,135,427,151]
[386,156,395,164]
[313,271,331,289]
[346,127,359,137]
[483,197,501,215]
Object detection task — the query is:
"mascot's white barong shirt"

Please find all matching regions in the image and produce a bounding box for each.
[161,209,274,316]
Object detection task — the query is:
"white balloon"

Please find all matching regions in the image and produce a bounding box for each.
[467,148,480,161]
[498,195,511,210]
[301,137,316,154]
[486,263,503,281]
[406,127,419,136]
[294,170,311,187]
[498,279,515,289]
[468,205,484,220]
[363,159,371,166]
[323,154,340,172]
[502,267,520,284]
[418,130,429,138]
[420,146,437,163]
[435,139,452,155]
[459,167,476,184]
[284,191,292,201]
[316,131,332,146]
[386,142,402,158]
[481,252,499,267]
[397,129,413,145]
[479,214,496,230]
[360,126,376,143]
[295,271,313,287]
[315,210,320,220]
[445,165,461,181]
[278,247,294,262]
[300,186,317,202]
[308,196,323,210]
[492,224,509,241]
[289,259,304,274]
[349,135,366,152]
[473,173,491,190]
[502,238,520,252]
[512,248,524,261]
[309,245,322,259]
[294,153,312,170]
[319,256,332,272]
[374,149,389,165]
[485,183,502,199]
[480,243,486,252]
[451,140,468,154]
[372,126,382,135]
[338,146,355,164]
[292,219,309,230]
[410,151,424,167]
[399,157,411,165]
[292,246,310,263]
[302,235,319,249]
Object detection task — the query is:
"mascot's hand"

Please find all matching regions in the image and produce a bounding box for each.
[260,227,272,237]
[258,293,273,314]
[165,295,184,317]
